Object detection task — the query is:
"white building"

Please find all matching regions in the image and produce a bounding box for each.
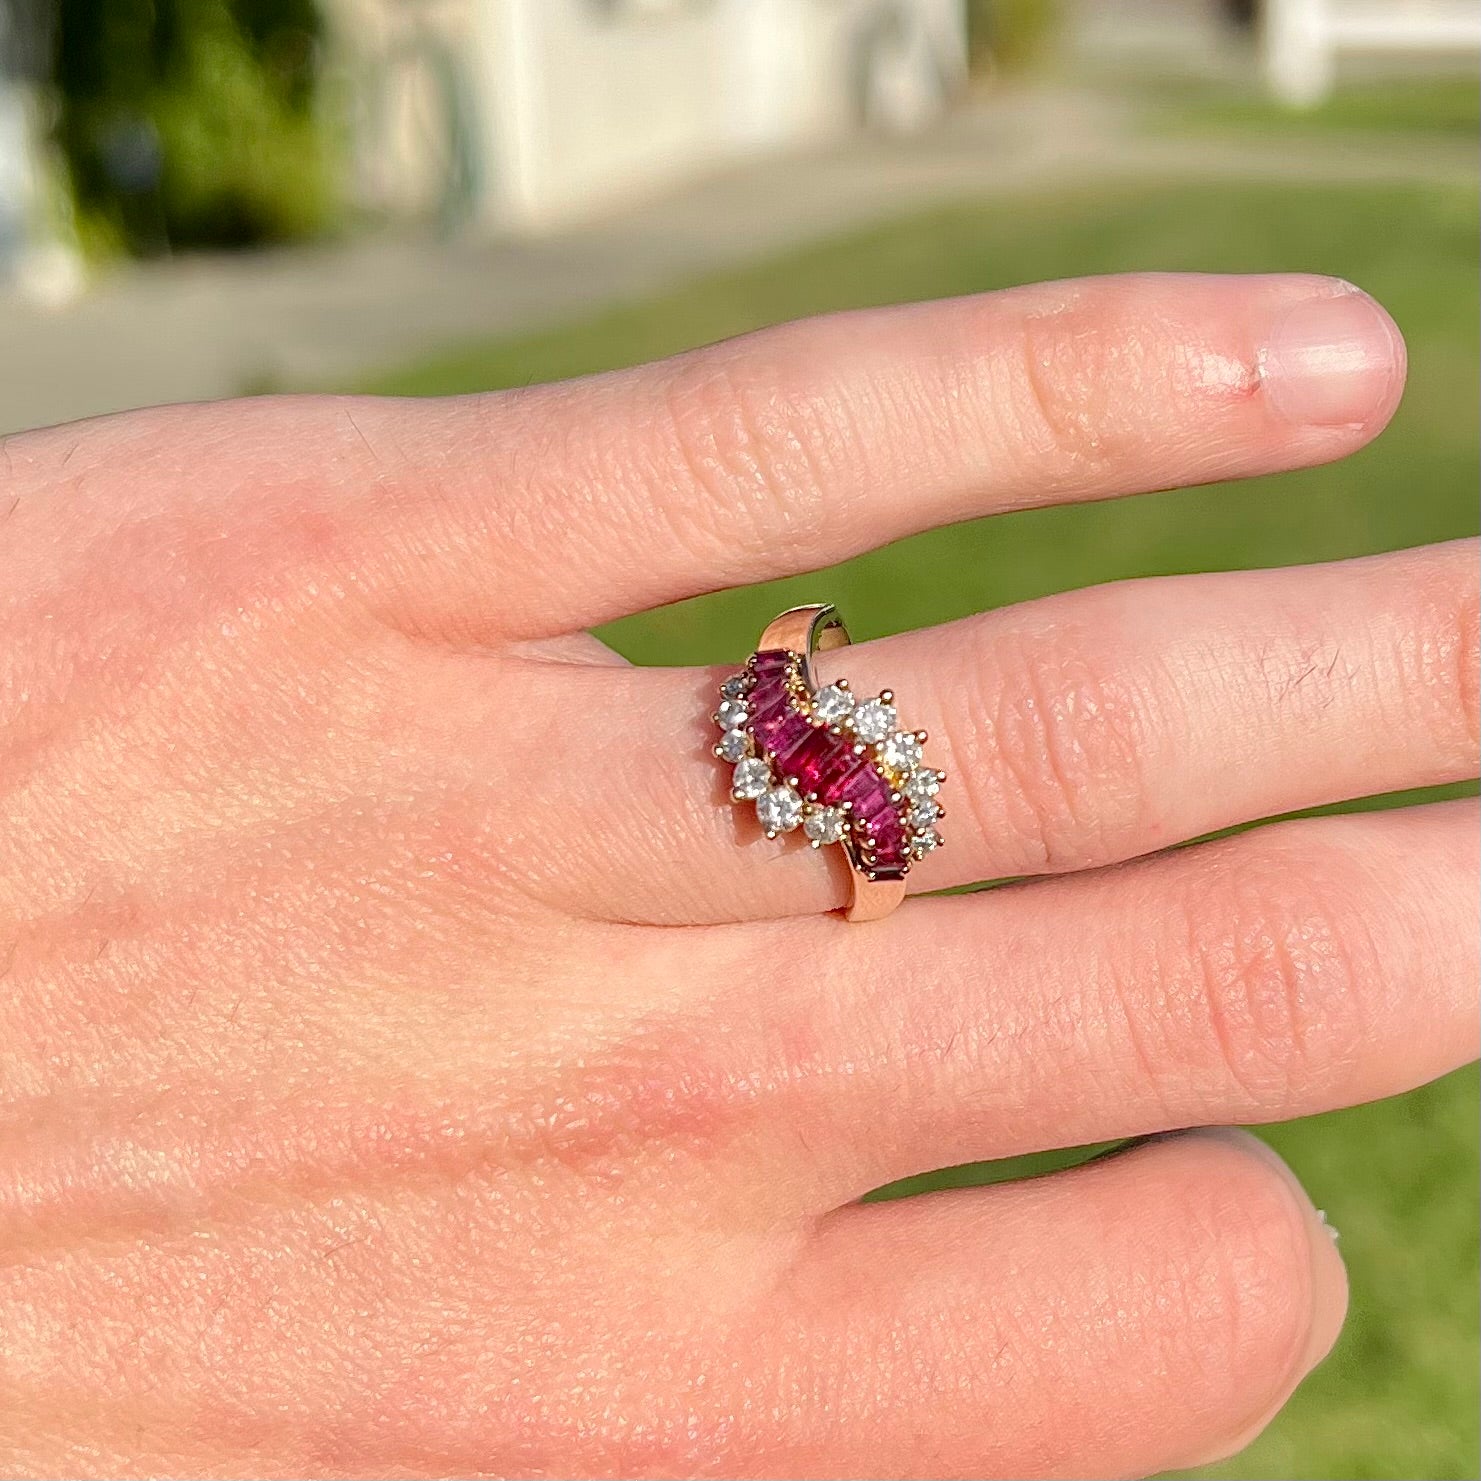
[1263,0,1481,105]
[338,0,968,231]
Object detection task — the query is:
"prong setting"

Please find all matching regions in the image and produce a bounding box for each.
[714,648,945,881]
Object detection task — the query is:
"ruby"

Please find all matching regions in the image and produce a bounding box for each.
[857,808,909,873]
[751,649,794,675]
[747,676,790,734]
[838,765,892,823]
[749,676,789,717]
[776,727,836,795]
[812,742,866,802]
[863,808,908,860]
[754,701,810,759]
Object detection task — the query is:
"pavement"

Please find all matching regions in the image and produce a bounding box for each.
[0,71,1473,436]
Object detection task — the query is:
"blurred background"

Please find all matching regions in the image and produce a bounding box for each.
[0,1,1477,1476]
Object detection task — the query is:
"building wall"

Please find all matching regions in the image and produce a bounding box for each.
[474,0,967,230]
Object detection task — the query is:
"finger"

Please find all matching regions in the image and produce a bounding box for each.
[685,802,1477,1204]
[777,1129,1346,1479]
[343,271,1402,637]
[559,541,1476,924]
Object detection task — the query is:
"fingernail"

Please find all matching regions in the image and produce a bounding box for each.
[1260,288,1404,427]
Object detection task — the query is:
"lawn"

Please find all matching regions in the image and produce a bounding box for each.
[1144,70,1481,144]
[367,172,1480,1479]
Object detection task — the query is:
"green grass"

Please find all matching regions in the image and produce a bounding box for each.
[1144,71,1481,143]
[367,175,1479,1479]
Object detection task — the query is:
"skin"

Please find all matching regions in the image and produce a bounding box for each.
[0,270,1475,1479]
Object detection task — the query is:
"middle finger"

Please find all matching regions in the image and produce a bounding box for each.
[556,539,1476,924]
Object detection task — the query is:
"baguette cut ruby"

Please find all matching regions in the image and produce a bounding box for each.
[723,638,940,900]
[838,765,892,822]
[751,649,794,676]
[749,679,788,720]
[755,702,810,759]
[777,727,835,794]
[812,742,867,799]
[862,807,908,861]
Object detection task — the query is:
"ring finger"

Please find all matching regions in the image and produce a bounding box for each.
[550,538,1476,924]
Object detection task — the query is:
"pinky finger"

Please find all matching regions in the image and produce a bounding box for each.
[772,1129,1345,1480]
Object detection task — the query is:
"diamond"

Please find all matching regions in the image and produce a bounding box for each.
[878,731,923,774]
[908,799,940,830]
[803,805,847,845]
[720,675,748,700]
[756,785,803,835]
[812,684,855,724]
[911,829,941,858]
[716,698,749,730]
[731,757,771,799]
[903,768,943,803]
[716,729,750,762]
[849,698,897,744]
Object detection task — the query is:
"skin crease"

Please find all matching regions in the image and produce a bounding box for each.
[0,273,1474,1479]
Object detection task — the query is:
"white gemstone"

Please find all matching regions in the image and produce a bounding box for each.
[731,757,771,799]
[911,829,941,858]
[908,799,940,830]
[850,698,897,744]
[717,729,750,762]
[720,675,748,700]
[716,698,749,730]
[756,785,803,834]
[803,805,847,845]
[879,731,923,773]
[903,768,943,802]
[812,684,855,724]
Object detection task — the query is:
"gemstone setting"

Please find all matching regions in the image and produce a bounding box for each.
[812,684,855,724]
[715,698,749,731]
[878,730,924,774]
[849,698,897,744]
[732,757,772,799]
[756,785,803,835]
[803,805,847,846]
[714,658,944,879]
[716,729,750,763]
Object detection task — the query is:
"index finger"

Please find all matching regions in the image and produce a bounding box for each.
[1,273,1404,643]
[369,270,1404,637]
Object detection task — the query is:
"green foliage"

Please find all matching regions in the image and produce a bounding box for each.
[366,170,1480,1480]
[965,0,1063,73]
[52,0,335,255]
[1146,71,1481,141]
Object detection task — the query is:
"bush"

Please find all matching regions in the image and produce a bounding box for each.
[52,0,336,255]
[966,0,1063,74]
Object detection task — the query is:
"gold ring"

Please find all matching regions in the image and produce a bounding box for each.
[713,604,944,922]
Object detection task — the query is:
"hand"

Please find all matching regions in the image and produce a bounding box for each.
[0,273,1474,1479]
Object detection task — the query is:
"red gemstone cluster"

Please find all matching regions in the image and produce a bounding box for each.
[713,648,944,881]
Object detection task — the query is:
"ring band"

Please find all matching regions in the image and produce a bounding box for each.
[713,604,944,922]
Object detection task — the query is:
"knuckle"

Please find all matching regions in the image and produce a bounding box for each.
[656,344,834,562]
[1163,1147,1316,1399]
[1368,543,1481,766]
[1176,835,1372,1110]
[1003,288,1153,482]
[1412,561,1481,759]
[948,618,1154,871]
[1454,582,1481,754]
